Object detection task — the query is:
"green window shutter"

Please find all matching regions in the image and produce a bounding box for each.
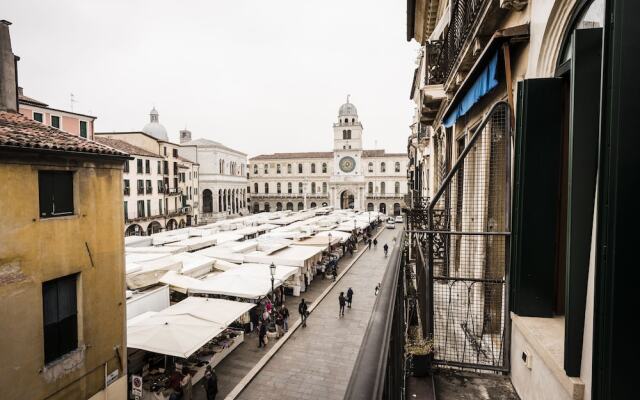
[511,78,564,317]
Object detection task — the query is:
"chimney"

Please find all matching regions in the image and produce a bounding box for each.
[0,20,18,112]
[179,129,192,144]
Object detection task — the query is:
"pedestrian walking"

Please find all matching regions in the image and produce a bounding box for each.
[339,292,346,317]
[180,367,193,400]
[368,239,372,249]
[375,283,380,296]
[275,310,285,338]
[347,287,354,308]
[383,243,389,257]
[281,305,290,332]
[299,298,308,327]
[373,238,378,247]
[332,267,337,282]
[204,366,218,400]
[258,322,267,348]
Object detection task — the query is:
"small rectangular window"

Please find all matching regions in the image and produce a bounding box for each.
[42,274,78,364]
[173,149,178,158]
[157,161,161,174]
[137,159,143,174]
[39,171,74,218]
[33,112,43,123]
[51,115,60,129]
[145,160,150,174]
[124,201,128,220]
[79,121,88,138]
[137,200,145,218]
[123,160,129,173]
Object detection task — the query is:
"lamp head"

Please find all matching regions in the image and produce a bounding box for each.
[270,262,276,277]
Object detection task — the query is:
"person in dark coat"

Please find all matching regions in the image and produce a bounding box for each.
[346,287,354,308]
[258,322,267,348]
[339,292,346,317]
[204,366,218,400]
[299,298,308,327]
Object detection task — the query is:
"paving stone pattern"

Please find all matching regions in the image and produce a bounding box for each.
[192,225,389,400]
[236,227,402,400]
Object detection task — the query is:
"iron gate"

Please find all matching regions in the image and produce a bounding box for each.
[416,101,512,371]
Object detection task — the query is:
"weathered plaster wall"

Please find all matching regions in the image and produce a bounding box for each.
[0,153,126,400]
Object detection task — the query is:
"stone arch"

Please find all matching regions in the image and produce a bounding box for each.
[286,202,294,211]
[264,202,271,212]
[379,203,386,214]
[253,203,259,213]
[147,221,162,235]
[125,224,144,237]
[218,189,222,212]
[166,219,178,230]
[340,190,355,209]
[276,202,283,211]
[537,0,580,77]
[202,189,213,213]
[310,202,317,208]
[367,203,374,211]
[297,202,304,211]
[179,219,186,228]
[393,203,401,216]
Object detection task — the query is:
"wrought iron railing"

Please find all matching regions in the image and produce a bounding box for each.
[435,0,489,83]
[408,101,512,371]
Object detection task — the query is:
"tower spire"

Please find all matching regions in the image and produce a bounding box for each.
[346,94,350,103]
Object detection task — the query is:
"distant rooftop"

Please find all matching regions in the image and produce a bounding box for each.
[95,137,161,158]
[0,111,127,158]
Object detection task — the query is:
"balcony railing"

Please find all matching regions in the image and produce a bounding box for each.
[251,193,329,199]
[365,193,404,199]
[124,187,130,196]
[137,188,144,195]
[435,0,489,83]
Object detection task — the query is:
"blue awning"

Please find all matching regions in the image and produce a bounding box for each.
[443,50,500,127]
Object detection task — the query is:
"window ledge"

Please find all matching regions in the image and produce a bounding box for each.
[38,214,79,222]
[511,313,585,400]
[41,346,85,383]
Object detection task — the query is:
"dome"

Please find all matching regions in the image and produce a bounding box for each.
[338,101,357,117]
[142,107,169,141]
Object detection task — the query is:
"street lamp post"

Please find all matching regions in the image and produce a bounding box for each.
[327,232,333,278]
[270,262,276,305]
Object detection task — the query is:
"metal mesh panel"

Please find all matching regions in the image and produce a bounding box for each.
[427,102,511,370]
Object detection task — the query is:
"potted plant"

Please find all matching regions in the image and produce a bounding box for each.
[406,336,434,377]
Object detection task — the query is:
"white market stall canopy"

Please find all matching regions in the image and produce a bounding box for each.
[126,256,182,290]
[172,252,215,278]
[164,236,217,252]
[127,311,225,359]
[195,247,245,264]
[152,234,189,246]
[125,236,153,247]
[293,236,341,249]
[190,271,284,299]
[127,285,171,320]
[315,230,352,243]
[226,263,299,282]
[244,245,324,267]
[162,296,254,326]
[126,246,187,255]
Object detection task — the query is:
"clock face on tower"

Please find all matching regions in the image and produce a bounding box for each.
[339,156,356,173]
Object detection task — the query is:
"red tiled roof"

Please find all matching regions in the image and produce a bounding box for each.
[95,137,160,158]
[18,93,48,107]
[0,111,128,158]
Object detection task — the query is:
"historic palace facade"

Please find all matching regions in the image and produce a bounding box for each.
[248,99,407,215]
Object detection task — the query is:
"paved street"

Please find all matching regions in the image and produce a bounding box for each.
[192,224,389,399]
[235,227,402,400]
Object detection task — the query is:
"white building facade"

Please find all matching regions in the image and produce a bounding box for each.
[249,100,407,215]
[96,108,200,235]
[179,130,248,223]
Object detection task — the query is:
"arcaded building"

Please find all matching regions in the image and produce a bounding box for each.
[248,99,407,215]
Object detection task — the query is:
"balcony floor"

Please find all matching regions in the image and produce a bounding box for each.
[433,370,519,400]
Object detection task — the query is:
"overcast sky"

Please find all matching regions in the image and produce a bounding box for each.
[4,0,418,156]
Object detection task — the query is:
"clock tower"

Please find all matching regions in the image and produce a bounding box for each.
[330,96,365,209]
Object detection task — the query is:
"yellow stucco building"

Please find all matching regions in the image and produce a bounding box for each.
[0,20,130,400]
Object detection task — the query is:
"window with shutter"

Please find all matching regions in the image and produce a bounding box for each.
[42,274,78,364]
[38,171,74,218]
